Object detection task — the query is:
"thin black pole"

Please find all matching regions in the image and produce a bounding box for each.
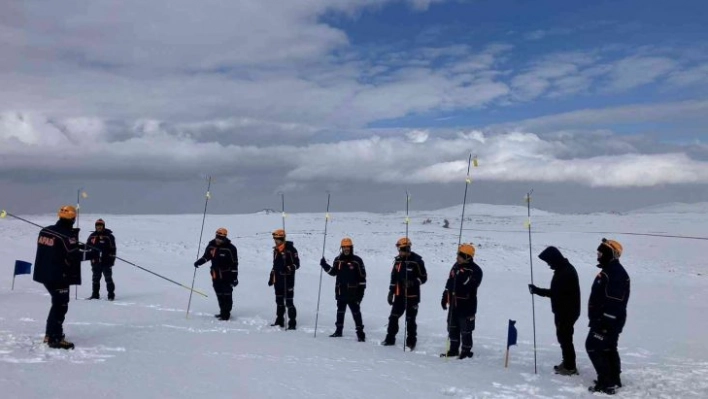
[526,190,538,374]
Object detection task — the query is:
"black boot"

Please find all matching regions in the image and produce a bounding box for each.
[47,338,75,350]
[406,338,417,351]
[217,314,230,321]
[271,318,285,328]
[107,292,115,301]
[329,331,343,338]
[86,293,100,300]
[458,350,473,359]
[439,350,459,358]
[356,330,366,342]
[381,336,395,346]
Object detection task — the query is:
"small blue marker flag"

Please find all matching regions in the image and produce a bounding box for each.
[12,260,32,291]
[507,319,517,348]
[14,260,32,276]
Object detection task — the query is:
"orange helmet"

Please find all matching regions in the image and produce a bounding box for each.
[601,238,623,258]
[396,237,412,248]
[95,218,105,226]
[340,237,353,248]
[216,227,228,237]
[58,205,77,220]
[458,243,476,259]
[272,229,286,239]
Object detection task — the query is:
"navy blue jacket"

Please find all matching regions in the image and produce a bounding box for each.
[322,253,366,302]
[270,241,300,287]
[196,238,238,282]
[87,228,117,267]
[536,246,581,323]
[588,259,630,333]
[442,260,483,316]
[389,251,427,303]
[33,220,83,286]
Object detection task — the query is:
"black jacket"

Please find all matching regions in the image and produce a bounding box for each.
[87,228,117,267]
[196,238,238,282]
[389,251,427,302]
[270,241,300,287]
[536,246,581,323]
[33,219,83,286]
[322,253,366,302]
[442,260,483,316]
[588,259,630,333]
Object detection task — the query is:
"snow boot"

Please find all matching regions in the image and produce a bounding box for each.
[406,338,416,351]
[86,293,100,300]
[217,313,230,321]
[458,350,473,360]
[588,383,617,395]
[555,365,579,376]
[329,331,343,338]
[381,337,395,346]
[107,293,115,301]
[271,318,285,328]
[356,330,366,342]
[439,350,459,358]
[47,338,75,350]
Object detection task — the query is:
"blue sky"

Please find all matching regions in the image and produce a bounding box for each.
[323,0,708,136]
[0,0,707,214]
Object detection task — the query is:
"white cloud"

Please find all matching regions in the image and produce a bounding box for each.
[2,118,706,188]
[666,63,708,87]
[605,56,677,91]
[493,100,708,131]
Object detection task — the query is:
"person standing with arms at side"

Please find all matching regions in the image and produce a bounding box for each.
[320,237,367,342]
[33,205,96,349]
[440,243,483,359]
[194,228,239,320]
[528,246,581,375]
[268,229,300,329]
[586,238,630,395]
[382,237,427,350]
[86,218,118,300]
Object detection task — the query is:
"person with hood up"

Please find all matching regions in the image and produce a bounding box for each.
[529,246,581,375]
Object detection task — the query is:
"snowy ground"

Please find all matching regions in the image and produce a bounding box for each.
[1,203,707,398]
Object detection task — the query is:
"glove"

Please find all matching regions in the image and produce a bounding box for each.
[268,273,274,286]
[387,291,394,305]
[320,257,328,268]
[441,296,448,310]
[193,260,201,268]
[528,284,537,295]
[357,287,365,304]
[232,274,239,287]
[286,265,294,273]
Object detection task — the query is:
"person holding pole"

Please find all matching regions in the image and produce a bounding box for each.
[382,237,427,350]
[440,243,483,360]
[320,237,367,342]
[194,228,238,320]
[33,205,97,349]
[528,246,581,375]
[268,229,300,329]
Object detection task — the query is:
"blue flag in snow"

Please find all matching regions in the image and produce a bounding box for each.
[14,260,32,276]
[507,319,517,348]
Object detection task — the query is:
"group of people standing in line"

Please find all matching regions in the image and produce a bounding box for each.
[32,205,630,395]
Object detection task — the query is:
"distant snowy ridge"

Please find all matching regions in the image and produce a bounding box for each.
[628,202,708,214]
